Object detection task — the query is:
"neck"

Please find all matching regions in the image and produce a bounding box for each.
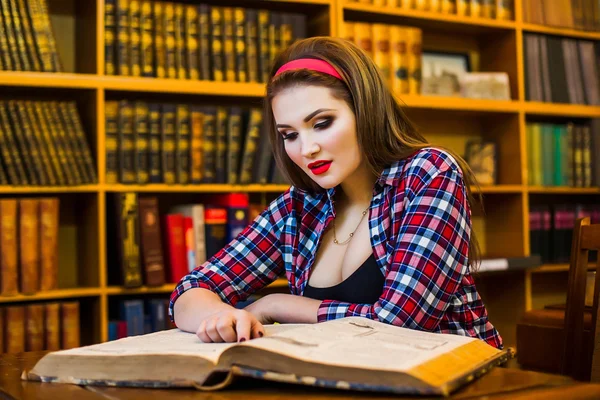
[338,162,378,208]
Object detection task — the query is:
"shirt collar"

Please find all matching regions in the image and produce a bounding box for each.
[376,159,404,187]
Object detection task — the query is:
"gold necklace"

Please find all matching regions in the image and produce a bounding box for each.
[332,206,369,245]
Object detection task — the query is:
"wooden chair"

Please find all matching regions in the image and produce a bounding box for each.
[517,217,600,381]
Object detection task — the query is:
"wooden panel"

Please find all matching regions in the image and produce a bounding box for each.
[479,32,518,100]
[483,194,526,258]
[77,194,100,287]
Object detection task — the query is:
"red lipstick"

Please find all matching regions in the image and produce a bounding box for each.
[307,160,332,175]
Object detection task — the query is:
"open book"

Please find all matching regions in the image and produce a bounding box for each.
[23,317,512,396]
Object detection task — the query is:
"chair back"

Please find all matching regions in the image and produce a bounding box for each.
[563,217,600,381]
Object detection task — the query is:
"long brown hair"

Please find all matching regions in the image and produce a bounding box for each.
[264,36,482,269]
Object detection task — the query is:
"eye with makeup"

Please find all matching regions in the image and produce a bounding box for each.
[279,117,334,141]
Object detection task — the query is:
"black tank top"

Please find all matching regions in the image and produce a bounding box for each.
[303,254,385,304]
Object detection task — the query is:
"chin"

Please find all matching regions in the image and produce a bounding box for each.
[309,175,341,190]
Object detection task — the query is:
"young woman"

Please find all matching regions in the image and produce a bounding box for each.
[170,36,503,349]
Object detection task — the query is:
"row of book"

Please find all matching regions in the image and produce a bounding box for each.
[1,301,79,354]
[108,192,264,288]
[0,100,97,186]
[523,0,600,32]
[524,33,599,105]
[354,0,514,20]
[109,298,175,339]
[106,100,287,185]
[0,198,59,297]
[104,0,306,82]
[0,0,62,72]
[526,121,600,188]
[530,203,600,264]
[341,22,422,95]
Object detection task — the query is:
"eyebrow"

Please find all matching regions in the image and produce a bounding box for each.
[275,108,335,128]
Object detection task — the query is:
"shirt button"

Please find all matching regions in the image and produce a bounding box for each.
[373,234,380,240]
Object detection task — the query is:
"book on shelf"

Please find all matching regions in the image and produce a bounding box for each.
[522,0,600,31]
[1,301,80,354]
[24,316,512,396]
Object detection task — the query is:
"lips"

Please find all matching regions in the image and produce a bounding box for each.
[307,160,332,175]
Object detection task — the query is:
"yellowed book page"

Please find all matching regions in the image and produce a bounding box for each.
[243,317,495,373]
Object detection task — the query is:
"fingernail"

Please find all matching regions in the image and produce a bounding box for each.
[258,332,264,337]
[239,337,246,342]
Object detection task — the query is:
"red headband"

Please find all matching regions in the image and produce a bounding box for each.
[274,58,343,80]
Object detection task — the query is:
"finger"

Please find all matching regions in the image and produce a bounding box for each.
[196,320,212,343]
[206,318,224,343]
[234,313,252,343]
[250,321,265,340]
[216,316,237,343]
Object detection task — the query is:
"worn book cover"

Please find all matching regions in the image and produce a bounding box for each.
[24,317,512,396]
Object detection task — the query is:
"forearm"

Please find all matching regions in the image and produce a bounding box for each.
[173,288,234,333]
[259,294,321,324]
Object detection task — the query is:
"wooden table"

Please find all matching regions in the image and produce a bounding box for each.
[2,352,600,399]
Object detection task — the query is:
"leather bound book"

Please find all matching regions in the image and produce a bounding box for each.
[39,197,59,291]
[115,192,143,288]
[19,198,40,295]
[60,301,80,349]
[0,199,18,295]
[138,196,166,286]
[26,303,45,351]
[45,302,61,351]
[4,305,25,353]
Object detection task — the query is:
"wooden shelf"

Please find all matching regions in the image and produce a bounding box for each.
[524,102,600,118]
[0,71,99,89]
[106,278,289,295]
[527,186,600,194]
[103,184,291,193]
[101,76,266,96]
[476,185,523,194]
[397,95,520,113]
[0,288,102,304]
[530,263,597,274]
[343,3,515,33]
[0,185,100,194]
[521,23,600,40]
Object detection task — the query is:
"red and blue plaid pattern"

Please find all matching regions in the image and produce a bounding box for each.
[169,148,503,349]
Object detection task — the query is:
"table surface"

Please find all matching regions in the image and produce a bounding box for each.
[2,351,600,400]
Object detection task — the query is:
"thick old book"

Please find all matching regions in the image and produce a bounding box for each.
[23,317,511,396]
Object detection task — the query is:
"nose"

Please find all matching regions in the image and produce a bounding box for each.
[301,135,320,158]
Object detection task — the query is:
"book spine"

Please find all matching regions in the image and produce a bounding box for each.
[139,0,153,77]
[119,100,136,184]
[161,104,176,184]
[7,101,37,184]
[25,101,56,185]
[215,107,227,183]
[16,0,41,70]
[51,101,83,184]
[66,102,97,183]
[32,102,64,185]
[25,0,51,71]
[37,0,61,71]
[163,213,187,283]
[25,304,45,351]
[116,0,130,75]
[148,103,162,183]
[1,0,20,70]
[164,2,176,79]
[128,0,141,76]
[42,102,75,185]
[44,302,61,350]
[153,1,165,78]
[105,101,119,184]
[0,0,12,69]
[0,199,18,295]
[61,301,80,349]
[239,108,262,184]
[210,6,224,81]
[0,102,20,184]
[16,101,47,184]
[138,196,166,286]
[189,106,204,183]
[4,305,25,353]
[134,101,150,184]
[192,204,207,266]
[198,4,210,80]
[174,3,185,79]
[223,7,235,82]
[0,102,28,184]
[104,0,116,75]
[201,107,216,183]
[19,198,39,294]
[183,216,195,272]
[39,197,59,291]
[245,9,258,83]
[185,5,199,80]
[175,104,190,184]
[226,107,242,184]
[116,192,142,287]
[8,0,31,70]
[234,8,247,82]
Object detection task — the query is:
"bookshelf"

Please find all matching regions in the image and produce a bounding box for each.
[0,0,598,351]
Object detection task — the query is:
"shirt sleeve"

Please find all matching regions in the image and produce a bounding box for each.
[316,165,472,333]
[168,191,290,322]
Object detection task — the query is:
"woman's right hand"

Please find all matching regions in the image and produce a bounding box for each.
[196,308,265,343]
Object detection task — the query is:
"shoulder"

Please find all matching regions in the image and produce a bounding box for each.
[382,147,464,196]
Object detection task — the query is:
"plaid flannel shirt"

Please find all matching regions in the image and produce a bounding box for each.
[169,148,503,349]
